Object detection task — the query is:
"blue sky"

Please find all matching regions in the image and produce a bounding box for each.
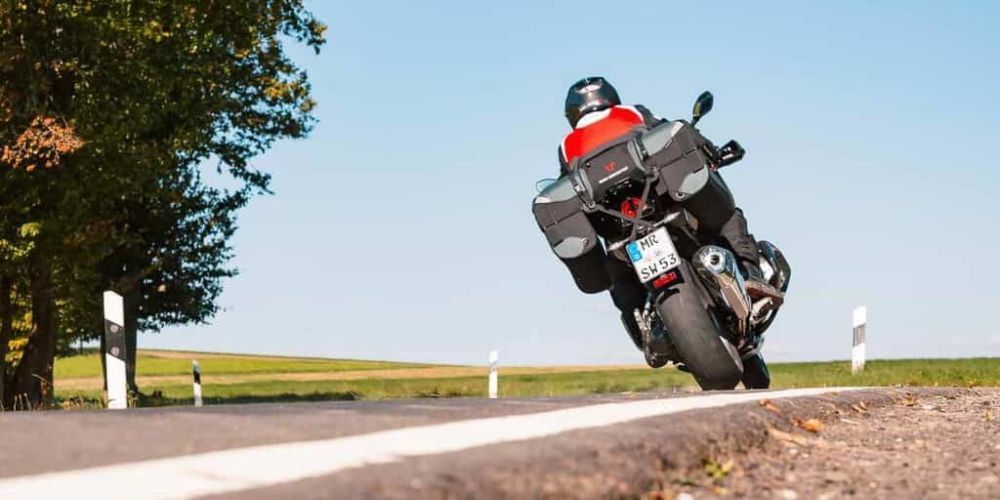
[146,1,1000,364]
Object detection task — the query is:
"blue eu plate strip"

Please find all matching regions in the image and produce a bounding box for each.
[626,243,642,262]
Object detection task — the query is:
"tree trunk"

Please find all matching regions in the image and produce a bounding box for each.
[0,275,13,409]
[124,283,140,394]
[10,256,57,409]
[100,328,107,394]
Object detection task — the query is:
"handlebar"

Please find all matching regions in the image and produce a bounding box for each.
[715,140,745,168]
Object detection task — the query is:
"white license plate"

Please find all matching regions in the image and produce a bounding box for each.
[626,227,681,283]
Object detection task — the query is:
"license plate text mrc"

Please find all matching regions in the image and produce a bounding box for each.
[626,227,681,283]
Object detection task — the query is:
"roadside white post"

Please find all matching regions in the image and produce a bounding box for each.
[103,291,128,409]
[192,360,203,407]
[488,350,499,399]
[852,306,867,374]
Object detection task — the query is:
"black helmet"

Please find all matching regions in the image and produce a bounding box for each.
[564,76,621,127]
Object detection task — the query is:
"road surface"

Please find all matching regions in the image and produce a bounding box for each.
[0,387,995,498]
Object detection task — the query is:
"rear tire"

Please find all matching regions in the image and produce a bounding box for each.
[657,263,743,390]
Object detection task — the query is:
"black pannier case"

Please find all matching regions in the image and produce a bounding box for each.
[532,177,611,293]
[532,120,714,293]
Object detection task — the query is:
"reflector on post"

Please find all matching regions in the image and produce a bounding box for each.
[852,306,867,375]
[192,360,203,407]
[488,350,499,399]
[103,291,127,409]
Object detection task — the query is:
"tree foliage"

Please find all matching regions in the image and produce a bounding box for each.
[0,0,325,407]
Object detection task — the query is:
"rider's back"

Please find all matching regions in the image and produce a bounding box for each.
[560,105,647,169]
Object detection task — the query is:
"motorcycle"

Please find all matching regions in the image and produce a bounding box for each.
[533,92,791,390]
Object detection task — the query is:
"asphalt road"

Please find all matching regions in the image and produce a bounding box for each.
[0,387,993,499]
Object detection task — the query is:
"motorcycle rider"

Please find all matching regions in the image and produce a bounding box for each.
[557,76,781,367]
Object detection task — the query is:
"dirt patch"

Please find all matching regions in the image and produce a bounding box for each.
[674,388,999,499]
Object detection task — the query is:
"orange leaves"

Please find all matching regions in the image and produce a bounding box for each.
[760,398,825,437]
[793,418,826,433]
[1,115,84,171]
[758,399,782,414]
[767,427,811,446]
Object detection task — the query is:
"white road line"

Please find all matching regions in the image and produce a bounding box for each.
[0,388,859,499]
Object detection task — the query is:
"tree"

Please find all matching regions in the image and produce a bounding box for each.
[0,0,326,407]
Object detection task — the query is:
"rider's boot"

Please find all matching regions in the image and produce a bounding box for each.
[620,312,669,368]
[619,312,643,351]
[642,324,672,369]
[720,209,784,303]
[742,259,784,304]
[610,273,668,368]
[619,304,674,368]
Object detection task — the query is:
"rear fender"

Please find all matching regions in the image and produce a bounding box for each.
[653,260,715,312]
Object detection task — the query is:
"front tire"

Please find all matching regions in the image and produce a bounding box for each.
[740,353,771,389]
[657,263,743,390]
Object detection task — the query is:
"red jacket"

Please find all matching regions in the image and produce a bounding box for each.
[558,105,660,174]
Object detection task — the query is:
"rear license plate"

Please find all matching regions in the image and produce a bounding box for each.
[626,227,681,283]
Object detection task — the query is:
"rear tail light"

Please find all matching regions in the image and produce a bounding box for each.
[653,270,679,289]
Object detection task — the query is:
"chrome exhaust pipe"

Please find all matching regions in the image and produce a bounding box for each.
[693,245,752,323]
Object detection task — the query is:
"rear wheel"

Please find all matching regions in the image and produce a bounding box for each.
[657,263,743,390]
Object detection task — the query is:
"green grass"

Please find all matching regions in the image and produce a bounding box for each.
[52,355,999,408]
[54,350,435,378]
[62,369,697,406]
[769,357,999,388]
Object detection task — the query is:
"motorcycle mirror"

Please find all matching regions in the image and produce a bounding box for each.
[535,178,557,194]
[691,91,714,126]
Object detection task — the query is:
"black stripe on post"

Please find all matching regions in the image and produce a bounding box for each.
[104,319,126,362]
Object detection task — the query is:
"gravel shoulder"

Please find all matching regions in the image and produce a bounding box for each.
[681,388,999,499]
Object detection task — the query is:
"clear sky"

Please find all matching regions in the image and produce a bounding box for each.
[146,1,1000,365]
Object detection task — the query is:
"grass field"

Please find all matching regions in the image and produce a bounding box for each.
[52,350,999,408]
[55,349,436,378]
